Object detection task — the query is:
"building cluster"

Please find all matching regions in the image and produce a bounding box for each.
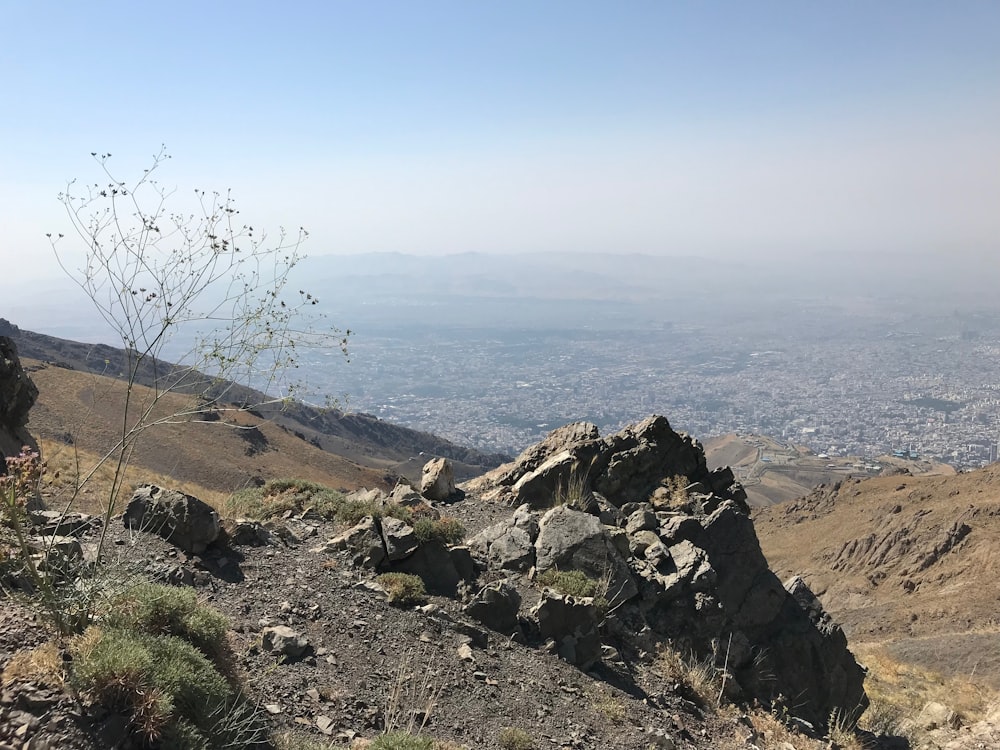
[309,318,1000,470]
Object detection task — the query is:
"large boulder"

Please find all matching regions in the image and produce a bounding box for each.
[420,457,456,501]
[123,484,220,554]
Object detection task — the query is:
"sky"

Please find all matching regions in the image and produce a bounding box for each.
[2,0,999,287]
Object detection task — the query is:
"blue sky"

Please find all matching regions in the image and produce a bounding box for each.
[2,1,999,281]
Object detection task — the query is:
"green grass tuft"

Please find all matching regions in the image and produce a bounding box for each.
[412,517,465,546]
[376,573,427,607]
[371,732,435,750]
[535,569,600,598]
[497,727,535,750]
[223,478,346,521]
[70,627,232,746]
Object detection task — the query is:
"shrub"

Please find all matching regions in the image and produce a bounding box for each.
[412,517,465,546]
[371,732,435,750]
[224,479,345,521]
[536,568,600,598]
[103,583,229,660]
[497,727,535,750]
[376,573,427,607]
[70,627,232,745]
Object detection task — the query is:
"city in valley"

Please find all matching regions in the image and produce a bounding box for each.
[288,252,1000,472]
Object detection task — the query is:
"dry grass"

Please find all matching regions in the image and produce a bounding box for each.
[853,642,997,725]
[591,688,626,724]
[37,437,225,516]
[24,360,390,504]
[1,641,66,688]
[653,644,720,708]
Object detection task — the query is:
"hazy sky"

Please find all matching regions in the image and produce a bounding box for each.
[2,1,999,283]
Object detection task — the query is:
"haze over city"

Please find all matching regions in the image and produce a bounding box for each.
[3,2,1000,469]
[2,1,998,281]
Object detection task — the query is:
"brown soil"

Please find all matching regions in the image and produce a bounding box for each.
[753,467,1000,710]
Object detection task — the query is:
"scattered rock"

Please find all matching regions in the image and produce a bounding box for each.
[262,625,310,658]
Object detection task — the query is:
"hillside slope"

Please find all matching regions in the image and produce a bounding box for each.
[754,467,1000,696]
[22,358,392,502]
[705,433,954,507]
[1,319,506,485]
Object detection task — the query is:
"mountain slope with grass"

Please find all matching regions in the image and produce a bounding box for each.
[753,468,1000,732]
[0,319,507,488]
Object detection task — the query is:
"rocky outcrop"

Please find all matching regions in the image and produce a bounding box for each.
[465,417,865,731]
[463,415,747,512]
[311,487,472,595]
[0,336,38,465]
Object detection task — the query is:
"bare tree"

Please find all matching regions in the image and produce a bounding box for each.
[47,146,348,546]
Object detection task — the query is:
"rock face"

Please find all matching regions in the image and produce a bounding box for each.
[463,415,746,512]
[0,336,38,465]
[465,416,865,731]
[123,484,221,554]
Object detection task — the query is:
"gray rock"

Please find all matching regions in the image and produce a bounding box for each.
[380,516,419,561]
[534,505,605,572]
[420,457,456,501]
[535,505,637,605]
[469,511,537,571]
[625,508,658,535]
[489,527,535,571]
[448,545,476,581]
[464,579,522,636]
[123,484,220,554]
[27,510,99,537]
[262,625,310,658]
[28,535,82,561]
[628,529,663,558]
[658,515,702,545]
[0,335,38,465]
[314,516,385,568]
[668,539,716,591]
[531,590,602,670]
[393,540,461,595]
[223,519,278,546]
[512,450,579,508]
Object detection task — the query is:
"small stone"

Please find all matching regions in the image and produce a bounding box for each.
[264,704,283,715]
[305,688,320,701]
[262,625,310,658]
[315,715,335,735]
[457,643,475,662]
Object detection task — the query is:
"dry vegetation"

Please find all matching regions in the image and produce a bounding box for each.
[24,359,390,508]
